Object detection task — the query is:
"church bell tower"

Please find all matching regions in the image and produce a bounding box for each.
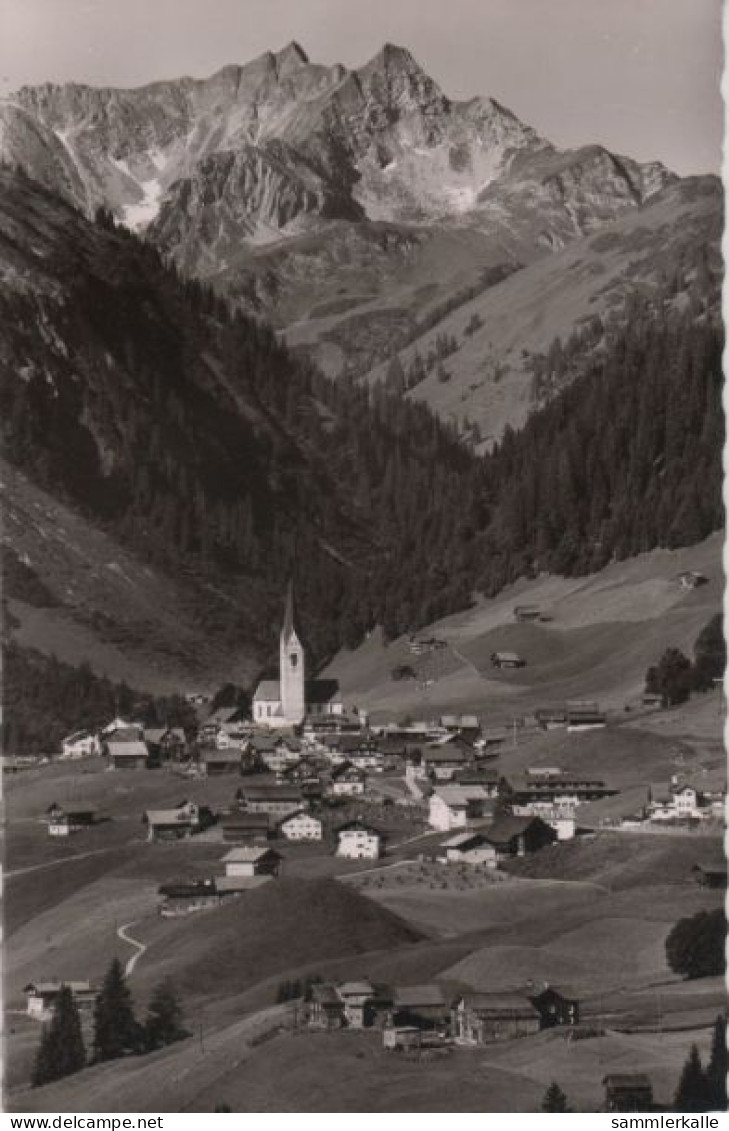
[280,579,305,725]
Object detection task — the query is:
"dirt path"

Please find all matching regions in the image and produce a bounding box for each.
[117,921,147,977]
[5,845,138,879]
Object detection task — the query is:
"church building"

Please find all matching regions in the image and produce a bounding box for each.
[252,582,343,728]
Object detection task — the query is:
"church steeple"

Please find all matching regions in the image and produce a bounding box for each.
[282,577,297,644]
[280,577,305,725]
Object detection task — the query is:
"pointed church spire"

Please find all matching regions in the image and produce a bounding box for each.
[282,577,298,643]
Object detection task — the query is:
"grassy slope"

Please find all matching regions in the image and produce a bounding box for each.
[324,532,723,721]
[284,179,721,440]
[2,461,259,695]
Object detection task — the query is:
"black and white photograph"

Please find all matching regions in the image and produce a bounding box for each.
[0,0,725,1115]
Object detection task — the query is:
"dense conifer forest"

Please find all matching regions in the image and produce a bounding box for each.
[0,171,724,685]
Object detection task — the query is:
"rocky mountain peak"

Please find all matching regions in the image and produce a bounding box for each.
[274,41,310,75]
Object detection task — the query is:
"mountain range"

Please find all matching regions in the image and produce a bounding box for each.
[0,42,723,705]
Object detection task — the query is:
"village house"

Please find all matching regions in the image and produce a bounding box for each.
[308,983,346,1029]
[347,748,384,772]
[336,980,377,1028]
[256,737,303,773]
[535,707,568,731]
[491,651,526,670]
[144,800,202,841]
[511,770,614,808]
[158,879,220,917]
[237,782,306,817]
[513,604,542,622]
[199,748,243,776]
[391,985,448,1030]
[421,741,471,782]
[510,803,576,840]
[61,730,101,758]
[692,861,727,888]
[221,810,272,843]
[428,784,495,832]
[454,765,501,795]
[46,803,98,837]
[221,845,282,878]
[107,739,152,770]
[566,702,606,731]
[382,1025,425,1050]
[528,984,580,1028]
[24,981,97,1022]
[677,570,708,591]
[330,762,367,797]
[452,992,542,1044]
[441,831,498,867]
[144,726,187,761]
[335,820,382,859]
[278,810,323,841]
[646,781,710,823]
[101,717,144,741]
[603,1074,654,1112]
[485,815,556,859]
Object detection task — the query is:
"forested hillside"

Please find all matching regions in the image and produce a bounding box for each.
[0,168,723,678]
[474,302,724,596]
[0,171,480,664]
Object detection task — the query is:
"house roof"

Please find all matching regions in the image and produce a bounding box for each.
[332,762,365,779]
[206,706,245,724]
[486,815,545,845]
[159,879,217,898]
[253,680,282,702]
[693,861,727,876]
[433,785,493,808]
[144,728,169,743]
[107,741,148,758]
[336,820,381,837]
[311,983,342,1006]
[239,784,303,802]
[423,744,469,763]
[200,749,241,763]
[47,803,97,816]
[146,806,197,825]
[222,811,270,829]
[442,832,491,850]
[455,767,500,785]
[222,846,280,863]
[279,810,321,826]
[393,985,446,1009]
[63,730,95,744]
[458,992,540,1018]
[216,875,272,892]
[337,980,375,997]
[24,981,95,995]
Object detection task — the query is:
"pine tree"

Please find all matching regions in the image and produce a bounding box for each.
[32,986,86,1086]
[93,958,142,1062]
[144,981,187,1051]
[542,1082,570,1112]
[675,1045,712,1112]
[32,1024,56,1088]
[706,1015,728,1111]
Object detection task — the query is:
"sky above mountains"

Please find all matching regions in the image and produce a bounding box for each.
[0,0,722,176]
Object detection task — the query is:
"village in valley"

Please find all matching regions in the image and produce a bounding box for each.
[4,539,726,1114]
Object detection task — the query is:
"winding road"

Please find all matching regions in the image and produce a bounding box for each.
[117,921,147,977]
